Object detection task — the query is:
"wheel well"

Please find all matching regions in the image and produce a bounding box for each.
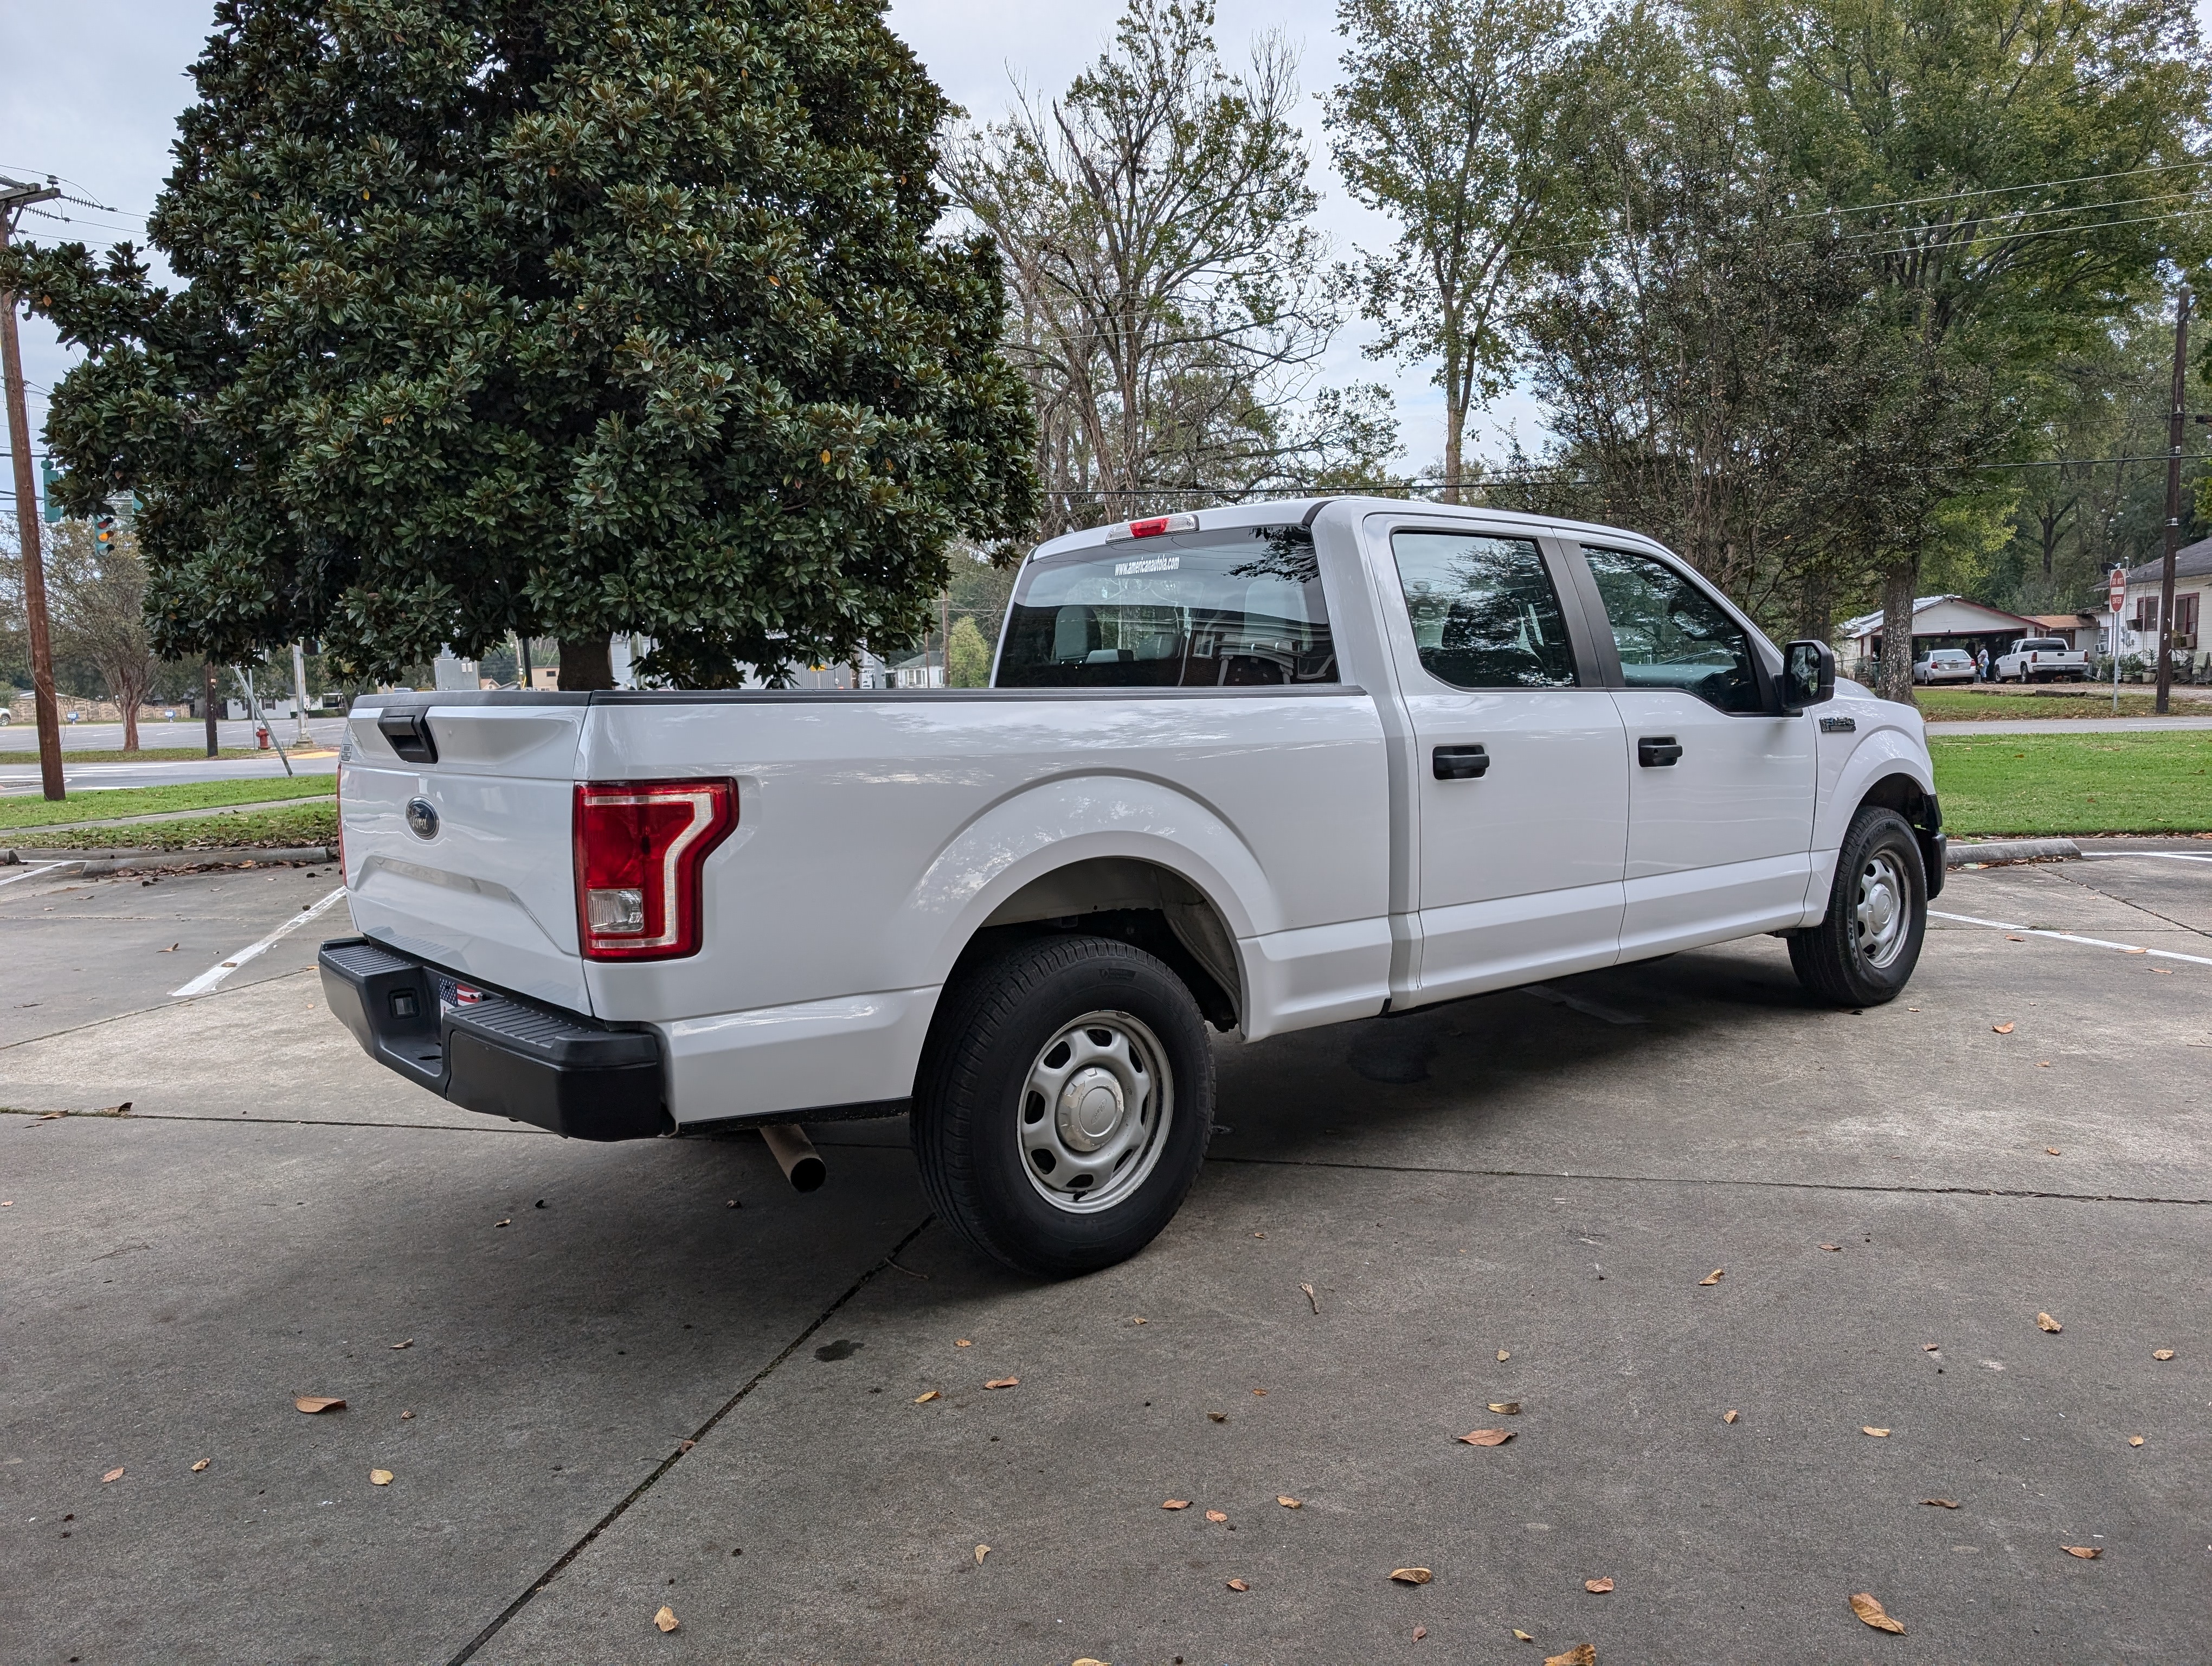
[952,857,1243,1031]
[1860,771,1937,830]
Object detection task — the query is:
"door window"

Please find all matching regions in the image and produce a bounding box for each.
[1582,547,1763,714]
[1390,531,1578,689]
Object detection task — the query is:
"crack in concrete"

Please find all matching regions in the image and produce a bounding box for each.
[442,1215,934,1666]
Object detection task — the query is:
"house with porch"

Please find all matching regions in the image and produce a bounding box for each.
[1838,595,2048,678]
[2120,537,2212,675]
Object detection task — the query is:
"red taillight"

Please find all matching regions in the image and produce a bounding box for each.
[573,779,737,961]
[1129,515,1173,538]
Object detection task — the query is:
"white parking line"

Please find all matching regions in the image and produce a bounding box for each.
[170,886,349,999]
[0,863,65,889]
[2081,850,2212,864]
[1929,908,2212,968]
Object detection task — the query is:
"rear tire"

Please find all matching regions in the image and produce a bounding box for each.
[1788,806,1926,1007]
[911,934,1214,1278]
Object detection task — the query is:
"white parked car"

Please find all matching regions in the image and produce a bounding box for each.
[1913,648,1978,684]
[323,498,1944,1276]
[1994,636,2089,682]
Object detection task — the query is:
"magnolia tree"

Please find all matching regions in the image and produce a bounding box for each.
[4,0,1037,688]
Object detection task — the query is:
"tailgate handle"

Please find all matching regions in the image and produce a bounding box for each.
[1432,744,1490,780]
[1638,735,1683,768]
[377,712,439,764]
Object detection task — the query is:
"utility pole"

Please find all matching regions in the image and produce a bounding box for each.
[2158,288,2192,716]
[0,173,64,800]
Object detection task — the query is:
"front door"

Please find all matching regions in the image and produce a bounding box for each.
[1382,527,1629,1003]
[1575,544,1817,958]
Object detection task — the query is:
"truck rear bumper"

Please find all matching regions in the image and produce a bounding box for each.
[319,937,669,1141]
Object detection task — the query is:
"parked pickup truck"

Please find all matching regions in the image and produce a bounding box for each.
[1994,636,2091,682]
[321,497,1944,1276]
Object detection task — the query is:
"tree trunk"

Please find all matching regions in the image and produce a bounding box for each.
[121,691,139,752]
[1877,556,1918,706]
[557,636,613,691]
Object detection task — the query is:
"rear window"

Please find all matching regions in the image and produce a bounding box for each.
[2017,638,2067,652]
[995,524,1337,688]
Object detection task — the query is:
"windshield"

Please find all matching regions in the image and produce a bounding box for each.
[995,524,1337,688]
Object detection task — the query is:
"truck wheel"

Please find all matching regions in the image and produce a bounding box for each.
[1788,807,1926,1007]
[912,934,1214,1278]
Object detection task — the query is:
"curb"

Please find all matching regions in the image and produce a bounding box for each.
[1945,837,2082,867]
[0,844,337,875]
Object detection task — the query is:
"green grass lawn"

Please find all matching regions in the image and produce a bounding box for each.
[0,775,334,831]
[9,800,338,851]
[1932,732,2212,835]
[1913,685,2205,721]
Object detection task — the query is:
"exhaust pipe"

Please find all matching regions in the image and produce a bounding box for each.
[758,1123,825,1192]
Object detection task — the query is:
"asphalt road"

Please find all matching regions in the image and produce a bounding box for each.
[0,720,347,794]
[4,854,2208,1664]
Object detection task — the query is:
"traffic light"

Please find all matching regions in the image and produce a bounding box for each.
[40,459,63,524]
[94,512,119,550]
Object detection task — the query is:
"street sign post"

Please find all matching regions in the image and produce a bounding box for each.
[2110,567,2129,714]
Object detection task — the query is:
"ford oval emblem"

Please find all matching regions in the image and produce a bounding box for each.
[404,797,440,840]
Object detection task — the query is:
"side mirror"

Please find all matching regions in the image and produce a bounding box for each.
[1782,639,1835,712]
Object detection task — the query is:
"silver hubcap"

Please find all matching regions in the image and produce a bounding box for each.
[1855,849,1910,969]
[1018,1011,1173,1213]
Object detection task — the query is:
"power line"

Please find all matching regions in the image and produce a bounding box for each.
[1775,158,2212,222]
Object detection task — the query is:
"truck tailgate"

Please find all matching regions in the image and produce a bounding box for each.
[340,699,593,1013]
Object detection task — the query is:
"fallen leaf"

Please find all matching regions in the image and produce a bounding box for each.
[653,1604,679,1632]
[494,1219,510,1228]
[1130,1315,1147,1324]
[1390,1567,1433,1585]
[1202,1509,1227,1523]
[191,1459,210,1472]
[2037,1312,2062,1333]
[2153,1349,2175,1361]
[955,1338,972,1347]
[1161,1499,1190,1510]
[400,1410,414,1420]
[1819,1242,1841,1251]
[1458,1428,1514,1446]
[1513,1630,1535,1642]
[1277,1496,1302,1508]
[1849,1591,1905,1633]
[1412,1625,1427,1640]
[1301,1281,1320,1314]
[983,1377,1018,1390]
[2129,1436,2145,1447]
[1862,1426,1891,1437]
[1584,1577,1613,1593]
[1724,1410,1738,1424]
[391,1339,413,1350]
[1544,1648,1596,1666]
[2037,1061,2050,1069]
[678,1440,695,1452]
[158,943,177,952]
[1994,1022,2015,1033]
[1497,1350,1511,1362]
[2045,1147,2061,1156]
[1226,1578,1249,1591]
[1699,1268,1725,1285]
[2005,934,2024,941]
[2062,1545,2101,1559]
[1488,1401,1522,1415]
[1207,1411,1228,1422]
[974,1544,988,1564]
[1920,1498,1960,1509]
[1923,1343,1940,1351]
[1073,1659,1109,1666]
[370,1469,393,1485]
[294,1396,346,1414]
[914,1390,940,1404]
[102,1467,124,1483]
[1253,1388,1268,1396]
[2125,946,2147,954]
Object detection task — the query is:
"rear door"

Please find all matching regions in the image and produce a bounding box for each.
[1377,522,1629,1002]
[1570,544,1816,957]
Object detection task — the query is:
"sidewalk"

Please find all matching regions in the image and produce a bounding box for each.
[1925,714,2212,734]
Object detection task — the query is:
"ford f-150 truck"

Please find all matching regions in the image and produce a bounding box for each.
[321,497,1943,1276]
[1994,636,2091,682]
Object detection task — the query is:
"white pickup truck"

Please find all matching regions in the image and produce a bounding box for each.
[322,497,1944,1276]
[1994,635,2091,682]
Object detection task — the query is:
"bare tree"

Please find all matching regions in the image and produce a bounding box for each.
[47,520,158,749]
[1327,0,1599,501]
[943,0,1384,535]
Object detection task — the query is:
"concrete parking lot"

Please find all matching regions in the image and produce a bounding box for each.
[4,851,2209,1664]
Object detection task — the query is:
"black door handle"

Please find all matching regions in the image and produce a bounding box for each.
[1638,736,1683,767]
[1432,744,1490,780]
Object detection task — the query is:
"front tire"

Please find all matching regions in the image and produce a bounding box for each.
[1789,806,1927,1007]
[912,934,1215,1278]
